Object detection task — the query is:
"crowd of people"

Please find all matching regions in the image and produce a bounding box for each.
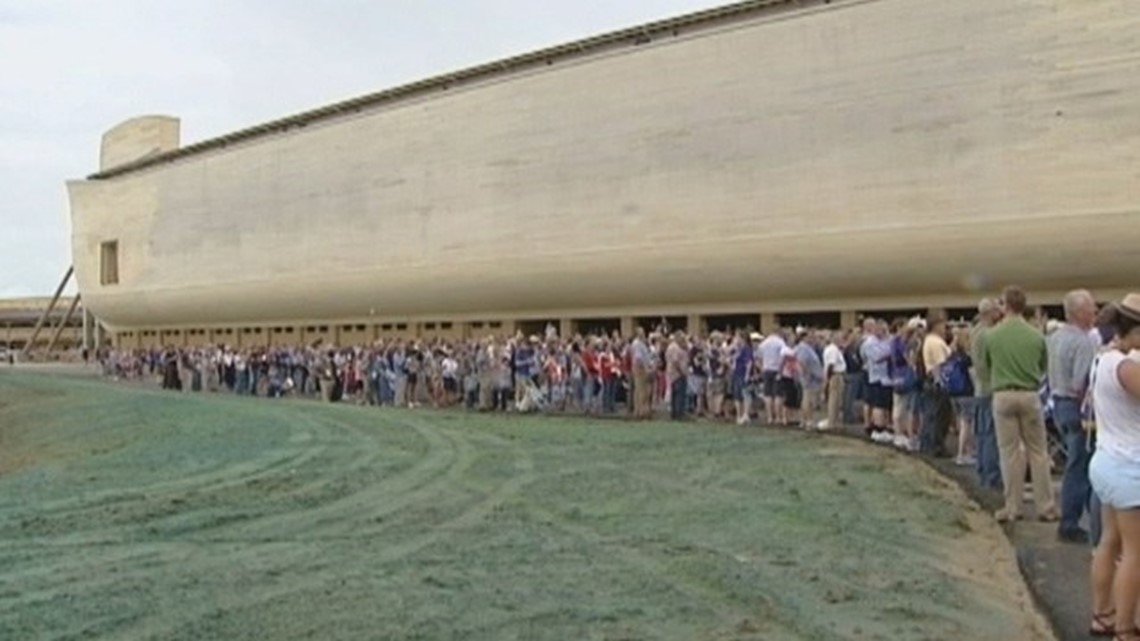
[98,286,1140,639]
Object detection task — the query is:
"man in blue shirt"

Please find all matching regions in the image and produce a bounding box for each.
[513,337,537,408]
[733,331,757,424]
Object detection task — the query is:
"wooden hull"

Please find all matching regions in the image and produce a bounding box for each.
[69,0,1140,330]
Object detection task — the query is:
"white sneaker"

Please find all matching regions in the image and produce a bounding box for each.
[870,431,890,444]
[893,434,911,449]
[816,419,830,431]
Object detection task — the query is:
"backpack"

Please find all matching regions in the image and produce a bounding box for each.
[941,353,973,397]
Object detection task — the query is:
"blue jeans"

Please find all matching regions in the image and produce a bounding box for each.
[844,373,864,424]
[583,376,600,411]
[920,387,951,455]
[973,396,1002,489]
[1054,397,1092,536]
[670,377,687,420]
[602,378,617,414]
[235,370,250,395]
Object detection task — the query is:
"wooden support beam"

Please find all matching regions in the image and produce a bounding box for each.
[23,266,73,356]
[45,294,81,353]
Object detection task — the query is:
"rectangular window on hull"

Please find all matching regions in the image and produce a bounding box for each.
[99,241,119,285]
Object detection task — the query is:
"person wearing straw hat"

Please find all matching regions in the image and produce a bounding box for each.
[1088,293,1140,639]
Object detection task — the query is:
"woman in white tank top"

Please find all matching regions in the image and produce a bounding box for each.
[1088,294,1140,639]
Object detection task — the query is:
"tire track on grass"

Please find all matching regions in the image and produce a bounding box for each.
[109,414,537,641]
[0,408,430,617]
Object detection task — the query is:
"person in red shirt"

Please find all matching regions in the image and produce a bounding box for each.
[598,339,618,414]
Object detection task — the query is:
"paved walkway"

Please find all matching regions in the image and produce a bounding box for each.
[918,451,1088,641]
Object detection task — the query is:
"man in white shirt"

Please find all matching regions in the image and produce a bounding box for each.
[821,331,848,430]
[758,330,788,424]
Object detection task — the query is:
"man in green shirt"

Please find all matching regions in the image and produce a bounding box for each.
[982,286,1058,523]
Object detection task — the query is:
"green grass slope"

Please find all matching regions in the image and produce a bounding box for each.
[0,371,1051,641]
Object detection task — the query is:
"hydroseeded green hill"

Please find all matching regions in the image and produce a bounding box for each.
[0,371,1051,640]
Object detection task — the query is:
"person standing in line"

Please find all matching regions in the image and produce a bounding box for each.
[730,331,756,425]
[795,330,824,429]
[758,329,787,425]
[1048,289,1100,544]
[971,298,1005,489]
[944,329,977,465]
[983,286,1058,523]
[666,331,690,420]
[821,330,847,431]
[1088,294,1140,639]
[920,316,953,457]
[476,337,494,410]
[842,327,865,426]
[858,318,879,431]
[630,328,654,419]
[861,319,894,441]
[706,334,727,420]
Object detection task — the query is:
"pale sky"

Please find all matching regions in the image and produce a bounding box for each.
[0,0,721,297]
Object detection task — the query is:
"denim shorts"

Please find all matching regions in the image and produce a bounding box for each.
[731,374,747,401]
[1091,449,1140,510]
[951,396,976,418]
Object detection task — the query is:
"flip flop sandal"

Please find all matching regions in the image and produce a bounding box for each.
[1090,611,1114,637]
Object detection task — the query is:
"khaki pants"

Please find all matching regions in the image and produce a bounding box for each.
[707,378,725,417]
[478,372,493,409]
[993,391,1055,517]
[827,374,845,428]
[633,368,653,418]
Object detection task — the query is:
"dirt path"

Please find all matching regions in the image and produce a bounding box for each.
[0,372,1053,640]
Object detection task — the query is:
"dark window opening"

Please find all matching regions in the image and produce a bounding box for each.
[635,316,687,334]
[395,323,408,331]
[776,312,842,331]
[856,308,926,326]
[517,319,558,338]
[1039,304,1064,322]
[440,322,453,330]
[99,241,119,285]
[946,307,982,324]
[574,318,621,337]
[703,314,760,335]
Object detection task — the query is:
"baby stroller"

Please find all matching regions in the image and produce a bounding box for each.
[516,378,549,414]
